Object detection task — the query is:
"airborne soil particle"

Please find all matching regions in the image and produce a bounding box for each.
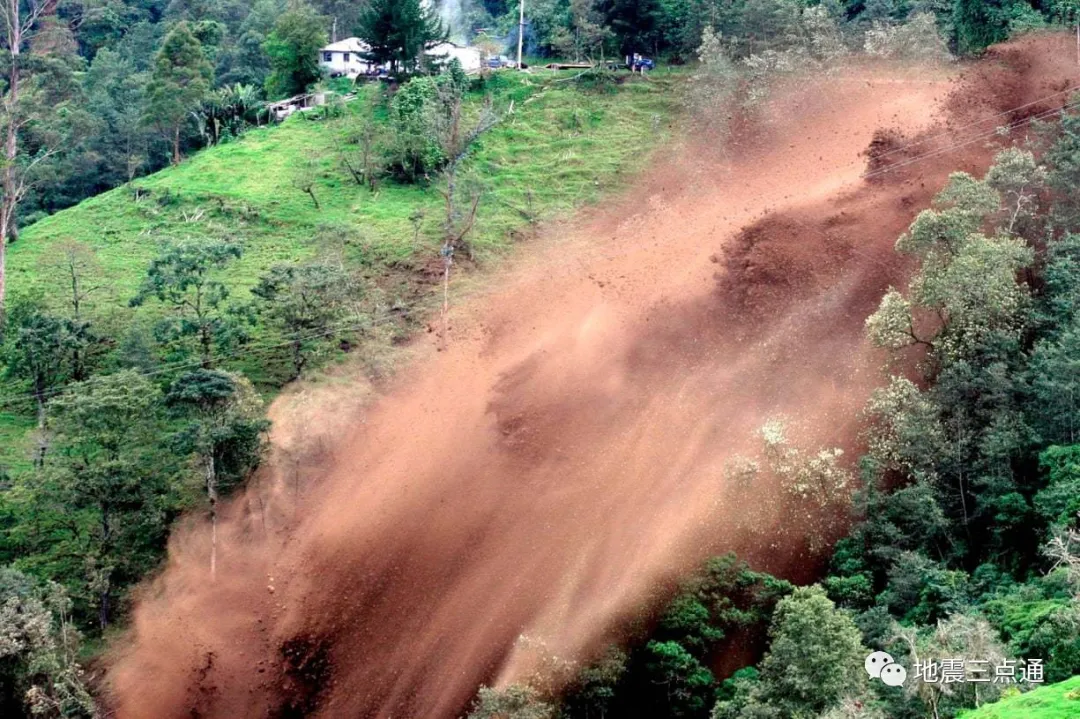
[106,34,1080,719]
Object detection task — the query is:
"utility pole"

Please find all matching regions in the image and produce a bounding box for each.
[517,0,525,70]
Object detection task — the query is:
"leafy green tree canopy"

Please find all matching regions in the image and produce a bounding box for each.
[251,260,362,380]
[357,0,446,75]
[143,22,214,164]
[262,1,327,99]
[740,585,867,718]
[130,238,245,369]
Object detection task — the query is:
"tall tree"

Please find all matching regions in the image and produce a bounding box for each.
[357,0,445,75]
[0,0,60,314]
[250,259,363,379]
[262,0,327,99]
[895,613,1008,716]
[129,238,245,369]
[142,22,213,165]
[467,685,556,719]
[551,0,613,59]
[2,302,66,425]
[2,298,73,430]
[45,371,171,630]
[85,47,152,186]
[601,0,662,54]
[952,0,1013,54]
[865,156,1042,565]
[46,241,102,383]
[166,369,267,579]
[336,96,389,191]
[739,585,868,717]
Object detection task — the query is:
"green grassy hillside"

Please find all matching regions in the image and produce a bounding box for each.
[959,677,1080,719]
[0,70,681,469]
[11,71,679,301]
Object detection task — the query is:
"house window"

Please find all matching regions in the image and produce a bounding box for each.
[343,52,350,62]
[323,51,332,62]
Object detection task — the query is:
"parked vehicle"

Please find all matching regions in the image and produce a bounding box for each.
[626,53,656,73]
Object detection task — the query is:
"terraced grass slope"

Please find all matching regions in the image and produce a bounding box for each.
[959,677,1080,719]
[0,70,681,468]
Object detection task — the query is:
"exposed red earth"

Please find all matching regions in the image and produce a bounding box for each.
[106,34,1080,719]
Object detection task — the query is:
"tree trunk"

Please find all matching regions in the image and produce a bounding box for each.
[71,344,84,382]
[70,270,85,380]
[0,1,21,316]
[292,339,304,380]
[99,502,112,630]
[32,375,46,466]
[99,586,111,631]
[34,377,45,429]
[205,452,218,579]
[342,157,363,185]
[173,125,181,165]
[0,230,6,321]
[200,323,213,369]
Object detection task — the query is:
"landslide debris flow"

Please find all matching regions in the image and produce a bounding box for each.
[107,36,1080,719]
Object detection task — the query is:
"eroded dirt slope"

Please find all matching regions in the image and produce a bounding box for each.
[107,34,1080,719]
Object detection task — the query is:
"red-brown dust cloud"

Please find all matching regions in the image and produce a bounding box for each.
[105,34,1080,719]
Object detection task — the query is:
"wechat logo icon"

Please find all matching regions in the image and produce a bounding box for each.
[865,651,907,687]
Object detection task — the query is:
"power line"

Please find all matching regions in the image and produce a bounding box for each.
[862,98,1080,180]
[870,84,1080,162]
[0,307,425,411]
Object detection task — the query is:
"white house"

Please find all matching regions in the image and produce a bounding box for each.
[318,37,376,78]
[426,42,483,73]
[318,37,485,79]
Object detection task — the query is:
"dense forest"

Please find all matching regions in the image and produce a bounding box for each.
[0,0,1079,717]
[3,0,1080,227]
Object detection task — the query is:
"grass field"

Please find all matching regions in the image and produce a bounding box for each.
[0,69,683,471]
[959,676,1080,719]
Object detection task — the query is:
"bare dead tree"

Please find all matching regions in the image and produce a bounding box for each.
[338,109,386,192]
[47,241,102,381]
[438,190,480,350]
[409,208,426,246]
[292,156,323,209]
[434,86,499,349]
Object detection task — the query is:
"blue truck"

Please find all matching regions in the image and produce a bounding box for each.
[626,53,656,72]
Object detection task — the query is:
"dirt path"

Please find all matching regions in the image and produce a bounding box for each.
[106,35,1080,719]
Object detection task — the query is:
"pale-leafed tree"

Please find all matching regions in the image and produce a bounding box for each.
[467,684,556,719]
[866,161,1035,367]
[0,567,97,717]
[0,0,53,313]
[550,0,613,61]
[894,614,1007,718]
[1044,516,1080,595]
